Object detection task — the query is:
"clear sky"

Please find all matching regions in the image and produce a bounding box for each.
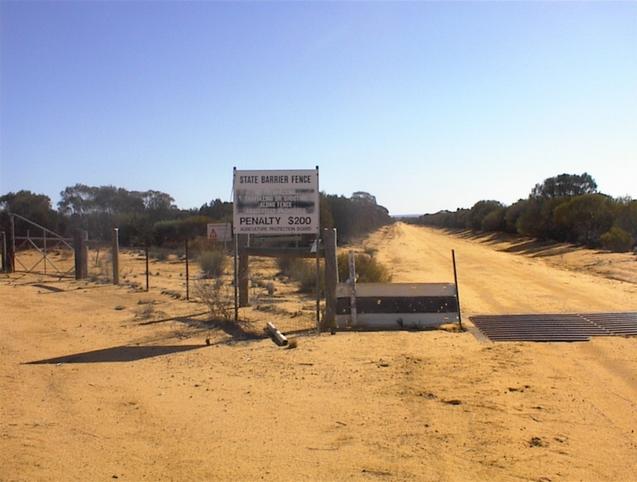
[1,1,635,215]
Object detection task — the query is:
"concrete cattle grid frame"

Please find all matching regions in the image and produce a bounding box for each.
[470,312,637,342]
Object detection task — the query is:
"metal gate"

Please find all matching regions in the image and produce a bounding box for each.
[3,213,75,278]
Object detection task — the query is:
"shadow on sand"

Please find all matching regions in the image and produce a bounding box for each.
[441,228,582,258]
[24,344,208,364]
[138,311,209,326]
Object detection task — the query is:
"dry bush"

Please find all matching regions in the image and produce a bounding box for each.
[277,257,323,293]
[275,256,295,275]
[198,249,227,278]
[148,247,170,261]
[337,253,391,283]
[363,246,378,257]
[135,303,155,319]
[264,281,276,296]
[601,226,634,252]
[194,279,233,321]
[93,252,112,280]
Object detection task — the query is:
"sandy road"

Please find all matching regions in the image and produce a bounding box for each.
[365,223,637,316]
[1,223,637,481]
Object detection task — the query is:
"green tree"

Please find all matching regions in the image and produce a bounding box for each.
[531,173,597,199]
[199,198,232,221]
[481,207,506,232]
[467,200,504,230]
[601,226,634,252]
[0,190,57,229]
[614,198,637,240]
[504,199,527,233]
[321,192,391,241]
[553,194,615,245]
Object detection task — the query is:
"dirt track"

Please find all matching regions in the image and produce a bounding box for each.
[1,223,636,481]
[365,223,637,316]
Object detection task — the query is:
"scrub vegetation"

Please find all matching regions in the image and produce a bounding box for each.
[0,187,392,246]
[414,173,637,252]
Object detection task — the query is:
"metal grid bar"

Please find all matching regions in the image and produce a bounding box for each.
[580,312,637,336]
[469,312,637,342]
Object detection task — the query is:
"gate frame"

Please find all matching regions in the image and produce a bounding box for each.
[4,212,87,279]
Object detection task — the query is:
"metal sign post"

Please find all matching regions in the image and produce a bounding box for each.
[233,168,239,321]
[233,232,239,321]
[314,166,320,327]
[348,251,357,327]
[452,249,462,329]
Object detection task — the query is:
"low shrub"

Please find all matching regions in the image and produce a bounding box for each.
[148,247,170,261]
[275,256,296,275]
[291,259,322,293]
[194,278,233,321]
[337,253,391,283]
[189,236,227,254]
[277,257,324,293]
[601,226,634,252]
[198,249,227,278]
[264,281,276,296]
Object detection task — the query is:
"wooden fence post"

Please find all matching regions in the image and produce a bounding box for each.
[323,228,338,330]
[145,243,149,291]
[82,231,88,278]
[74,229,88,279]
[43,229,47,275]
[185,238,190,301]
[238,234,249,307]
[8,216,15,273]
[1,231,5,273]
[112,228,119,285]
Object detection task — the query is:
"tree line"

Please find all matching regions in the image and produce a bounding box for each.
[413,173,637,252]
[0,184,392,246]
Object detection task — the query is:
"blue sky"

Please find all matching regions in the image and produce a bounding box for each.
[1,1,635,214]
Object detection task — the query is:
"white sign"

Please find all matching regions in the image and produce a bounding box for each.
[207,223,232,242]
[233,169,319,235]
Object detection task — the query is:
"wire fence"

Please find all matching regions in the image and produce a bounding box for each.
[5,233,319,335]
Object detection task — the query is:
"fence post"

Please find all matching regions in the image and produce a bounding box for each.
[452,249,462,329]
[323,228,338,331]
[145,244,149,291]
[43,229,47,275]
[238,234,249,307]
[1,231,5,273]
[8,215,15,273]
[74,229,88,279]
[233,234,238,321]
[112,228,119,285]
[82,231,88,278]
[185,238,190,301]
[315,235,321,327]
